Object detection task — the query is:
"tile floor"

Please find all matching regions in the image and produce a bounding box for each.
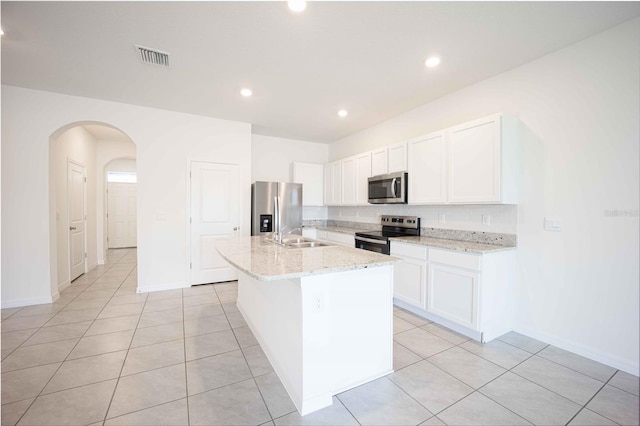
[1,249,639,425]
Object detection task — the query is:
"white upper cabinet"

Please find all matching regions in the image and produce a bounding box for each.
[324,161,342,206]
[387,142,407,173]
[355,152,372,205]
[292,162,324,206]
[341,156,357,206]
[407,132,447,204]
[371,148,388,176]
[447,113,519,204]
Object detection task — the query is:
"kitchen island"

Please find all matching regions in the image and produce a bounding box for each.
[216,236,397,415]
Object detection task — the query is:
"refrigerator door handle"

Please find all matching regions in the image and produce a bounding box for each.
[274,196,280,239]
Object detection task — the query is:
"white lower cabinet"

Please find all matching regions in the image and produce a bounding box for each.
[391,241,513,342]
[316,230,355,247]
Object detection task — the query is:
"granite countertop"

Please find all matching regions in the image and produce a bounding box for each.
[216,236,397,282]
[389,236,516,254]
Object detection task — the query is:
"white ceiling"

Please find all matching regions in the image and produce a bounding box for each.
[2,2,639,143]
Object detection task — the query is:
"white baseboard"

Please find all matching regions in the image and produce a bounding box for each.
[136,282,189,294]
[1,295,58,309]
[514,325,640,376]
[58,280,71,292]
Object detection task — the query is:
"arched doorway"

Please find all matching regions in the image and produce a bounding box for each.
[49,121,137,293]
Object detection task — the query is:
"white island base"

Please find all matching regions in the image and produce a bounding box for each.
[236,265,394,416]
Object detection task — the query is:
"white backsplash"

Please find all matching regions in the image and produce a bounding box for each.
[327,204,518,234]
[303,206,329,221]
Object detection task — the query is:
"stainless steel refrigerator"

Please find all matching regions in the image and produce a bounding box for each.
[251,182,303,237]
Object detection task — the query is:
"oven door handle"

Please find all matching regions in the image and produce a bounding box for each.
[355,236,388,245]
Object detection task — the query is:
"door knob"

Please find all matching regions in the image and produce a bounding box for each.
[233,226,239,231]
[69,226,77,231]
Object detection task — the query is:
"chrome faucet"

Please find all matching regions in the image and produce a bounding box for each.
[272,226,302,245]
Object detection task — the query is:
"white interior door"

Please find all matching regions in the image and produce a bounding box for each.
[190,161,240,284]
[68,161,86,281]
[107,182,137,248]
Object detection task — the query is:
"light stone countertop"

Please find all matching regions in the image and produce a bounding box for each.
[389,236,516,254]
[216,236,398,282]
[315,226,363,235]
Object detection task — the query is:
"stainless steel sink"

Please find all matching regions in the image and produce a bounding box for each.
[287,241,331,248]
[282,237,310,244]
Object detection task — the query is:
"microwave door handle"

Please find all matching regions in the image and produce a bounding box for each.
[391,178,397,198]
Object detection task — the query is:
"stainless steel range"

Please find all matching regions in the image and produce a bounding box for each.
[355,215,420,255]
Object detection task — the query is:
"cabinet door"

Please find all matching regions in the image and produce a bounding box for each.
[388,142,407,173]
[407,132,446,204]
[355,152,372,205]
[331,161,342,205]
[341,157,356,206]
[326,231,355,247]
[293,163,324,206]
[393,256,427,309]
[427,263,479,329]
[448,115,501,203]
[324,163,333,205]
[371,148,388,176]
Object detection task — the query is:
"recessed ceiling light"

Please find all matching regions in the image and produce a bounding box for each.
[338,109,348,118]
[240,88,253,97]
[288,1,307,12]
[425,56,441,68]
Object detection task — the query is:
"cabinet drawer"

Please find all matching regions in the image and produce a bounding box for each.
[316,230,328,241]
[326,231,355,246]
[391,242,428,260]
[428,248,481,271]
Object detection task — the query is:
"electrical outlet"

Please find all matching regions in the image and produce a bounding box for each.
[438,213,446,224]
[482,214,491,226]
[544,218,562,232]
[314,294,323,312]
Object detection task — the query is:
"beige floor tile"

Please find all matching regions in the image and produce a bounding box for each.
[480,371,580,425]
[1,398,34,426]
[608,370,640,396]
[419,416,447,425]
[147,289,183,301]
[394,327,454,358]
[184,314,230,338]
[68,330,135,360]
[538,346,617,382]
[438,391,531,425]
[215,289,238,303]
[498,331,548,354]
[390,360,473,413]
[460,339,532,369]
[185,329,239,361]
[74,289,117,300]
[1,328,39,351]
[225,310,248,328]
[10,304,64,318]
[188,379,270,426]
[108,364,186,418]
[393,342,422,371]
[137,308,183,329]
[221,301,239,313]
[274,396,358,425]
[1,307,24,320]
[338,377,432,425]
[233,326,259,348]
[186,349,251,395]
[98,303,145,319]
[394,309,431,326]
[19,379,117,426]
[421,323,470,345]
[85,315,140,336]
[108,294,148,306]
[255,372,297,418]
[2,314,57,332]
[183,303,224,321]
[122,340,185,376]
[428,346,506,389]
[2,339,78,372]
[131,321,184,348]
[182,293,220,308]
[568,408,616,425]
[1,363,61,404]
[143,298,182,313]
[393,316,416,334]
[45,308,102,327]
[586,384,639,426]
[62,298,110,312]
[182,284,216,297]
[242,344,274,377]
[104,398,188,426]
[512,355,604,405]
[22,321,92,346]
[42,350,127,394]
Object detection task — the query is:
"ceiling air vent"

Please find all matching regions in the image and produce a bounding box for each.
[135,45,170,67]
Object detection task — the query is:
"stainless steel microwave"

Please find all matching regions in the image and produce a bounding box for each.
[368,172,408,204]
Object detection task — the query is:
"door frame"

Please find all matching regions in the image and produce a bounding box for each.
[67,158,87,281]
[187,159,241,285]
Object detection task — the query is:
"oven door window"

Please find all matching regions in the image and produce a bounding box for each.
[355,239,389,255]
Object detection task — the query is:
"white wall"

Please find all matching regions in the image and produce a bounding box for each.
[330,19,640,374]
[1,86,252,306]
[252,134,329,182]
[96,139,137,264]
[51,126,98,290]
[105,159,136,173]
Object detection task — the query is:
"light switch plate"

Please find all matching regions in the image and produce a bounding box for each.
[482,214,491,226]
[544,218,562,232]
[438,213,446,224]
